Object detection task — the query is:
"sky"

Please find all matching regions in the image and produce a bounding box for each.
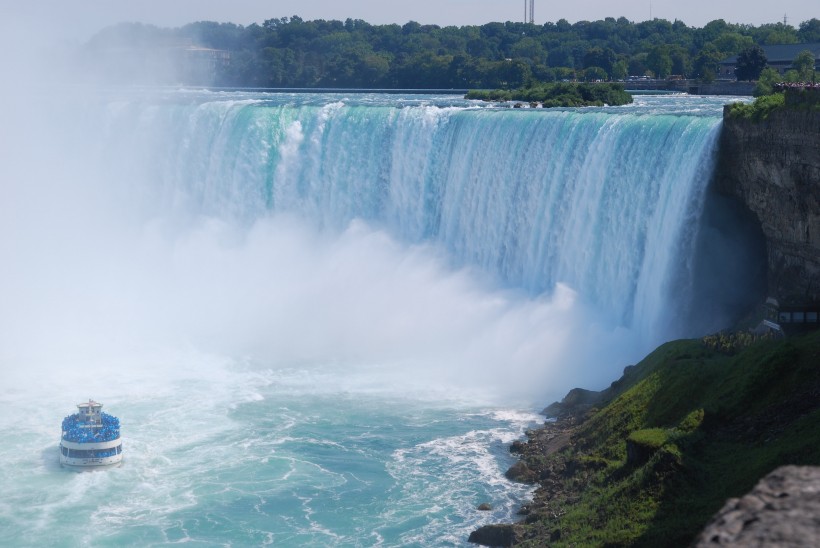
[5,1,817,43]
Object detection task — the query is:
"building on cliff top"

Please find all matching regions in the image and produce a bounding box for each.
[720,43,820,80]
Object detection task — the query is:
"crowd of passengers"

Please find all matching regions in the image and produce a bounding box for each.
[61,412,121,443]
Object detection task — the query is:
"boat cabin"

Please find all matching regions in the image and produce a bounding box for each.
[76,399,103,426]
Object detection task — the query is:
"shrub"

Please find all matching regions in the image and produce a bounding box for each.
[725,92,785,121]
[678,409,705,433]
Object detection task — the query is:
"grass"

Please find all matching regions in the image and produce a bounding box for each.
[627,428,670,450]
[513,330,820,546]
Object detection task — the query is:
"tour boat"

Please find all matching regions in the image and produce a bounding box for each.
[60,399,123,468]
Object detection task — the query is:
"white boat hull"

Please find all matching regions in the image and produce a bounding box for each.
[60,454,123,468]
[60,437,123,469]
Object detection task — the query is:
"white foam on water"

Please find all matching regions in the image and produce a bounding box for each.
[384,410,538,544]
[0,87,736,545]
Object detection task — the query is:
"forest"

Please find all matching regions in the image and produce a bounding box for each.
[83,16,820,88]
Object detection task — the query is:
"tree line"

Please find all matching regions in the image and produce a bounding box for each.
[730,44,818,96]
[83,16,820,88]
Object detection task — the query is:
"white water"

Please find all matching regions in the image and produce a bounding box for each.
[0,91,734,546]
[5,92,723,392]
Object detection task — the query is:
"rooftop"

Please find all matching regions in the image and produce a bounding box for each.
[722,43,820,65]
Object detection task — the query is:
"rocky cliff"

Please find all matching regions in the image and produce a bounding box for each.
[714,105,820,304]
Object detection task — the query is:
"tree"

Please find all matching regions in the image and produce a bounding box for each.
[669,46,692,77]
[735,45,767,81]
[783,69,801,83]
[498,59,533,88]
[628,52,649,77]
[583,66,608,82]
[700,19,729,45]
[693,44,723,82]
[583,47,616,75]
[646,45,673,78]
[711,32,754,56]
[611,59,629,80]
[548,46,575,69]
[792,50,816,82]
[87,14,812,90]
[509,37,545,63]
[531,64,556,83]
[757,23,798,45]
[553,67,577,81]
[798,18,820,43]
[753,67,780,96]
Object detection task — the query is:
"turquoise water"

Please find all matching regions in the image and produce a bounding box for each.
[84,91,726,344]
[0,92,738,546]
[0,362,538,546]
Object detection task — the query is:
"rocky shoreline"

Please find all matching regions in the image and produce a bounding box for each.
[469,390,602,546]
[468,330,820,547]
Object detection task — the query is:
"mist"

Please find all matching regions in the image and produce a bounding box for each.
[0,148,634,405]
[0,15,720,409]
[0,86,650,407]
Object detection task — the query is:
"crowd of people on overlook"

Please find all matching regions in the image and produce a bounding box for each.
[774,81,820,90]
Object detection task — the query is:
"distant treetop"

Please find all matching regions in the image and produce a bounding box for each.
[81,16,820,88]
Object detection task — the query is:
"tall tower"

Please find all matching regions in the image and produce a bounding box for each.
[524,0,535,24]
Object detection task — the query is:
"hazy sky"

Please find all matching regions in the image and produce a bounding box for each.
[7,1,818,42]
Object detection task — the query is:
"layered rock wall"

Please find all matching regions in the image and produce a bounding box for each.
[715,107,820,304]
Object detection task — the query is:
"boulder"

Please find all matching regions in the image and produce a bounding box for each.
[504,460,536,483]
[468,524,516,546]
[509,440,526,454]
[694,465,820,546]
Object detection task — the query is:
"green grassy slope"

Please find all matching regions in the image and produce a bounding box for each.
[513,330,820,546]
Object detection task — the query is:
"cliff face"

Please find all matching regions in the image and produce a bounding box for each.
[715,107,820,304]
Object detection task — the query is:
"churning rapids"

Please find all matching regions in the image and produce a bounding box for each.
[0,92,750,545]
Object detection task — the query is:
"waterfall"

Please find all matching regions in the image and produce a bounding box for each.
[97,93,721,344]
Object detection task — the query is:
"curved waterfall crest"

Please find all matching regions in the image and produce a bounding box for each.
[101,95,722,342]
